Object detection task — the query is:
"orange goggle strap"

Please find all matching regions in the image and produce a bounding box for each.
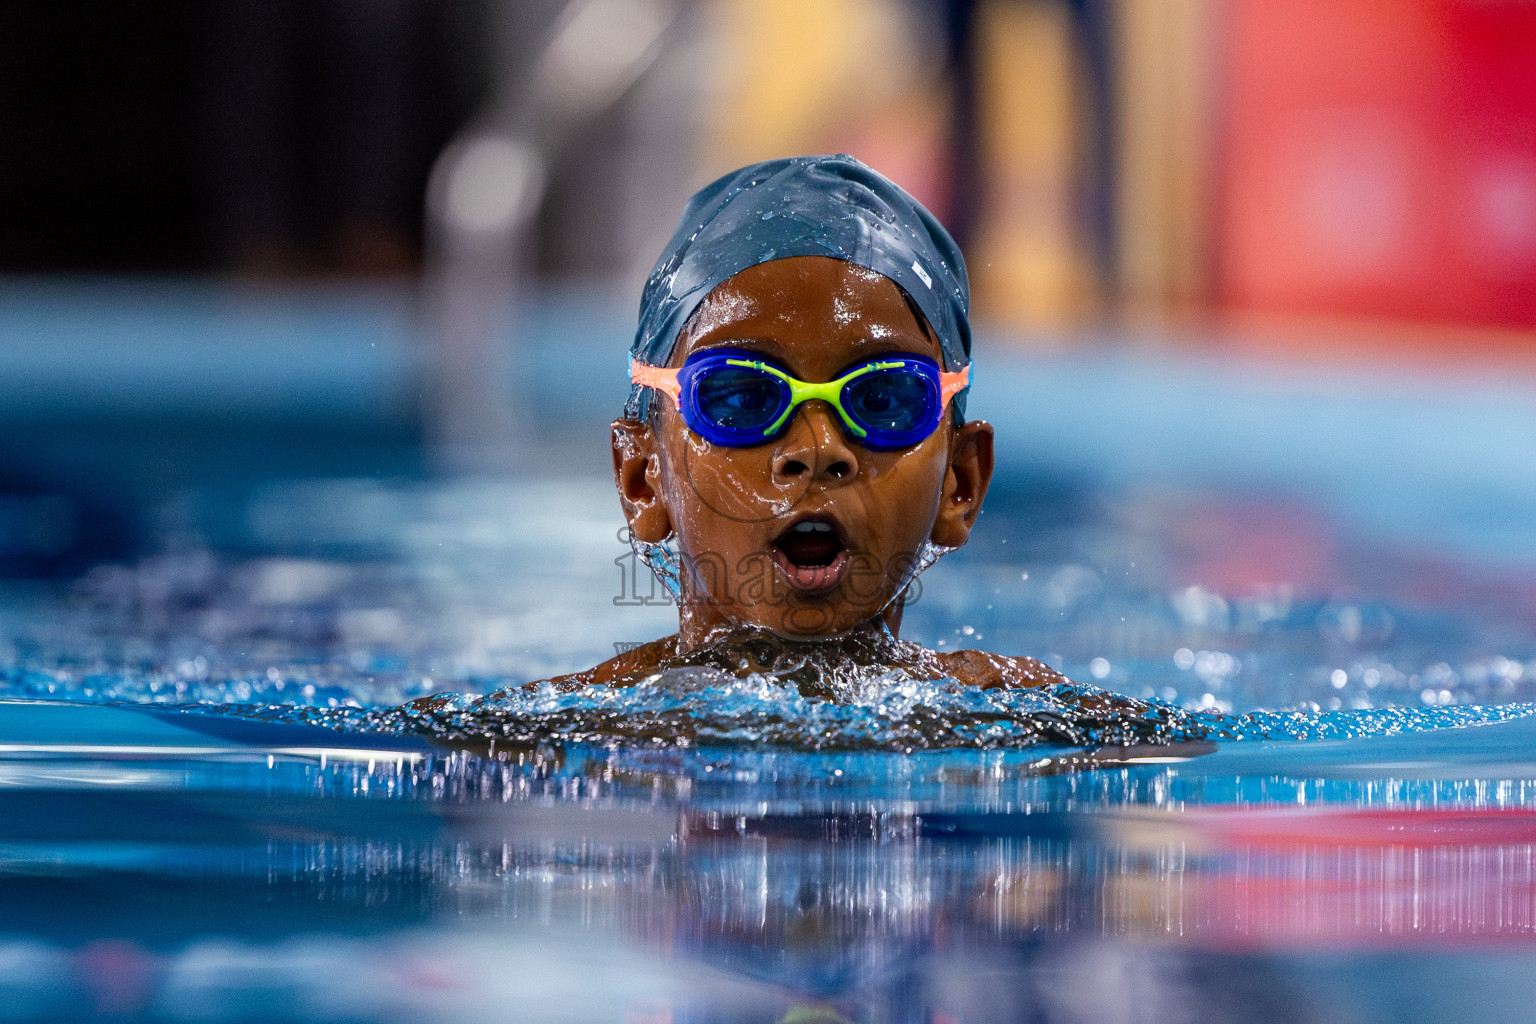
[939,363,970,410]
[630,358,970,413]
[629,359,683,403]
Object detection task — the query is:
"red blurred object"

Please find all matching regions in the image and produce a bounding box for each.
[1217,0,1536,331]
[1184,808,1536,948]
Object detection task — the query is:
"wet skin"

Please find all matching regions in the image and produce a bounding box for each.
[552,255,1068,693]
[619,255,990,642]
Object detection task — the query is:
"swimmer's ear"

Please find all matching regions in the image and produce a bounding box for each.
[930,420,994,549]
[612,418,674,544]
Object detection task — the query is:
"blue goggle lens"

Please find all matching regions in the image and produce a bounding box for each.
[842,369,935,436]
[693,367,787,431]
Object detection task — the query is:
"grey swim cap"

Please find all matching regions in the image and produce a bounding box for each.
[625,154,971,419]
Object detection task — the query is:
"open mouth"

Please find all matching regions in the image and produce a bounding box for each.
[771,515,849,594]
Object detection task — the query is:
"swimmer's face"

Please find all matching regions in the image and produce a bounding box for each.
[613,255,993,643]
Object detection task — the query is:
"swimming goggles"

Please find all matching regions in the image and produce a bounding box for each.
[630,347,970,450]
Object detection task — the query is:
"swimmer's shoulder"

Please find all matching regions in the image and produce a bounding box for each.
[544,637,1071,692]
[542,634,681,690]
[930,648,1068,690]
[932,648,1153,717]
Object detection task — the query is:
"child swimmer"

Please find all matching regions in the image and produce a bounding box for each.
[555,155,1069,695]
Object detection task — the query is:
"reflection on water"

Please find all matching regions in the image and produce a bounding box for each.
[2,726,1536,1021]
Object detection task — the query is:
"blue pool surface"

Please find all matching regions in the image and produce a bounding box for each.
[3,282,1536,1021]
[3,700,1536,1021]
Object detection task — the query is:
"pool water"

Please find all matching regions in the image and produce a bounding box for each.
[4,332,1536,1021]
[5,698,1536,1022]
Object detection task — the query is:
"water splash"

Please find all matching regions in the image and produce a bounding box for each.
[1216,701,1536,741]
[197,626,1536,753]
[224,668,1218,752]
[631,533,684,601]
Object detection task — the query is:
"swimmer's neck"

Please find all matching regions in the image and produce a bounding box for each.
[675,601,904,651]
[675,617,898,661]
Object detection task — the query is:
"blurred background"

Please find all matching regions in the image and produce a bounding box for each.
[6,0,1532,315]
[0,0,1534,707]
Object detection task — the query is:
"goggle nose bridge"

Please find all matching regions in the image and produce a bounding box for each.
[732,357,897,439]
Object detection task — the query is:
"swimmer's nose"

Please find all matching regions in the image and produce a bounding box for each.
[773,401,858,484]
